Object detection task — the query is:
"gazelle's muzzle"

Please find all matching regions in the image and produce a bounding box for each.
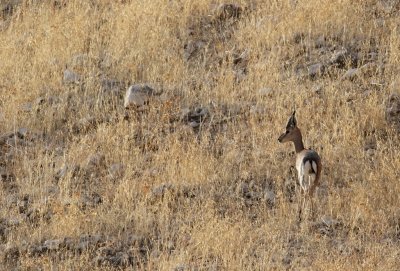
[278,132,288,143]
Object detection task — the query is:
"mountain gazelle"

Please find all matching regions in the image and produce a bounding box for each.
[278,110,322,221]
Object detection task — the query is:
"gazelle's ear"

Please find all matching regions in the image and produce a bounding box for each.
[286,110,297,129]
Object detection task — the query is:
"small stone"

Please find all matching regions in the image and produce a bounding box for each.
[44,239,63,250]
[63,69,81,84]
[6,135,24,148]
[80,192,103,208]
[152,183,173,197]
[101,78,124,95]
[54,165,68,180]
[28,245,47,256]
[184,40,206,61]
[236,182,250,198]
[214,3,242,21]
[329,49,348,67]
[124,84,154,108]
[174,264,189,271]
[264,189,276,205]
[21,103,33,112]
[385,93,400,131]
[258,87,273,96]
[321,216,341,227]
[250,105,267,115]
[108,163,125,179]
[71,54,89,69]
[341,68,358,80]
[307,63,325,78]
[86,153,106,169]
[3,247,19,264]
[315,35,325,48]
[17,127,28,138]
[188,121,200,128]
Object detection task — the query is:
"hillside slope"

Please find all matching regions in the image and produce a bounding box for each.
[0,0,399,270]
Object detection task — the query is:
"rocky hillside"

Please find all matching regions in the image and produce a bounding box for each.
[0,0,399,270]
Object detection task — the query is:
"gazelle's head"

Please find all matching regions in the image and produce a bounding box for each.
[278,110,300,143]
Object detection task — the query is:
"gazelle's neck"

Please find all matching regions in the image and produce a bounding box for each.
[292,128,305,153]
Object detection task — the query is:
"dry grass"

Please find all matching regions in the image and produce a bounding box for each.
[0,0,399,270]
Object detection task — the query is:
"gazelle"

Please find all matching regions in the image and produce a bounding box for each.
[278,111,322,219]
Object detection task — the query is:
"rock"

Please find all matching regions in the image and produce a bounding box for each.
[258,87,273,96]
[236,182,251,198]
[17,195,31,214]
[307,63,325,78]
[341,68,358,80]
[44,239,63,250]
[321,216,341,228]
[107,163,125,179]
[188,121,200,128]
[214,3,242,21]
[54,165,68,180]
[28,244,47,256]
[385,93,400,131]
[86,153,106,169]
[17,127,28,138]
[21,103,33,112]
[174,264,189,271]
[73,116,97,133]
[250,105,267,115]
[3,246,19,264]
[264,188,276,205]
[152,183,174,197]
[314,35,326,48]
[63,69,81,84]
[312,85,323,95]
[181,107,209,122]
[183,40,206,61]
[0,0,21,18]
[71,54,89,69]
[329,49,348,67]
[101,78,124,95]
[80,192,103,209]
[124,84,154,108]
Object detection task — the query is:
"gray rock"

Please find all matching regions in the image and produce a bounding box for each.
[341,68,358,80]
[71,54,89,69]
[80,192,102,208]
[86,153,106,169]
[258,87,273,96]
[44,239,63,250]
[314,35,325,48]
[250,105,267,115]
[307,63,325,78]
[188,121,200,128]
[101,78,124,95]
[54,165,68,180]
[264,188,276,205]
[214,3,242,21]
[152,183,173,197]
[124,84,154,108]
[329,49,348,67]
[108,163,125,179]
[174,263,189,271]
[63,69,81,84]
[184,40,206,61]
[385,93,400,130]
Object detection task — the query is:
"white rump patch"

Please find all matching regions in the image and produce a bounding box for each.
[312,161,317,173]
[299,160,317,191]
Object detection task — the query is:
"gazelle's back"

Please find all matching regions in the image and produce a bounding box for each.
[296,149,321,195]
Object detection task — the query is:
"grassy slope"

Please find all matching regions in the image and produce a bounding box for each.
[0,0,399,270]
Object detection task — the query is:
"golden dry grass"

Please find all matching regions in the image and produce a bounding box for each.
[0,0,399,270]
